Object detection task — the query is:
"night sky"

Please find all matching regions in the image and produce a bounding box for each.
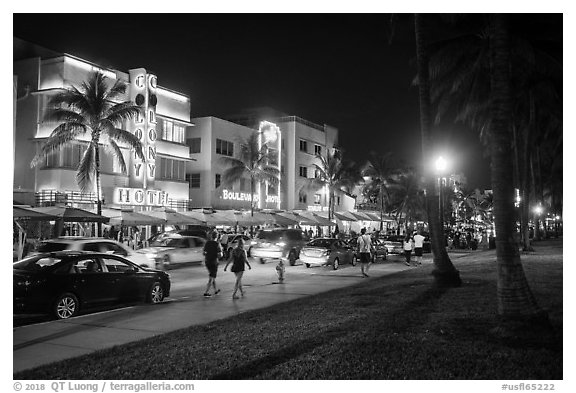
[14,13,555,191]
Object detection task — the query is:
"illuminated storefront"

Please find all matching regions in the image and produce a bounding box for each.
[13,40,192,212]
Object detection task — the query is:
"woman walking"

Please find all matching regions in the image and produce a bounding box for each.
[224,238,252,299]
[403,234,414,266]
[203,232,222,297]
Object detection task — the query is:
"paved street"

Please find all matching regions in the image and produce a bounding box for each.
[14,254,423,373]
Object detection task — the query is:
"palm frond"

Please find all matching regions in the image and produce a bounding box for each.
[76,144,97,193]
[102,126,144,160]
[30,123,86,167]
[103,139,127,174]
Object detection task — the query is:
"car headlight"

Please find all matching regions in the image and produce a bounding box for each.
[146,253,157,260]
[250,241,257,245]
[276,242,286,247]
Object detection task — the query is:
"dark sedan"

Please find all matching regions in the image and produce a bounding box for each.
[14,251,171,320]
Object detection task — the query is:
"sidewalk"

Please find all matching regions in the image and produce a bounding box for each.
[14,259,413,373]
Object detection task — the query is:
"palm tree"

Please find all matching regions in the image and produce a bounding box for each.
[414,13,461,287]
[31,72,144,236]
[489,14,544,320]
[362,152,398,231]
[389,169,426,234]
[220,132,280,217]
[304,149,361,222]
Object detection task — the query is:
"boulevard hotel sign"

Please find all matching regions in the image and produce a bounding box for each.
[113,68,167,207]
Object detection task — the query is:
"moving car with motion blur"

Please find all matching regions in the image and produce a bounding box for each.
[13,251,170,319]
[381,235,405,254]
[299,238,355,270]
[136,235,206,269]
[224,234,252,257]
[249,228,307,265]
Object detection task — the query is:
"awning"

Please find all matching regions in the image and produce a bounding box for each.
[13,206,58,221]
[141,208,203,225]
[297,211,337,226]
[348,211,373,221]
[181,210,235,226]
[276,212,318,226]
[102,209,166,226]
[30,206,110,223]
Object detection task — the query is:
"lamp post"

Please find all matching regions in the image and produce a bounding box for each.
[435,156,448,234]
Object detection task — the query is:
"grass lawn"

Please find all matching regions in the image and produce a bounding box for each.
[15,239,563,380]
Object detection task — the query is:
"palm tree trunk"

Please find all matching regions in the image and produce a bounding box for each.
[250,177,255,217]
[414,13,460,287]
[380,184,384,232]
[489,14,544,320]
[94,142,102,237]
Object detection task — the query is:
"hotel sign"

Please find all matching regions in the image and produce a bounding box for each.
[114,187,168,206]
[221,189,280,204]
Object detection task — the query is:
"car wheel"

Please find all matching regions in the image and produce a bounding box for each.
[53,293,79,320]
[333,258,340,270]
[259,257,266,264]
[147,282,165,304]
[351,255,358,266]
[288,250,297,266]
[305,263,311,268]
[248,247,253,257]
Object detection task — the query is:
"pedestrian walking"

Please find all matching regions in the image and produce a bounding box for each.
[357,228,374,277]
[412,231,425,265]
[276,259,285,283]
[224,238,252,299]
[403,234,414,266]
[203,232,222,297]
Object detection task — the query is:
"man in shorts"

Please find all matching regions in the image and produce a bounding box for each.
[203,232,222,297]
[357,228,374,277]
[413,230,426,266]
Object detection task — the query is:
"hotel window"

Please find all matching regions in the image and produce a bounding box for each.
[187,173,201,188]
[187,137,201,153]
[298,192,307,204]
[299,139,308,153]
[314,194,321,205]
[216,138,234,157]
[215,174,221,188]
[299,166,308,178]
[159,158,186,181]
[314,145,322,155]
[161,119,185,144]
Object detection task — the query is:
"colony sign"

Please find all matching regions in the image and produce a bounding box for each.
[114,187,168,206]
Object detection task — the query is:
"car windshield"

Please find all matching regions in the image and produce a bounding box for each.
[257,231,282,241]
[13,255,63,271]
[308,239,336,248]
[37,242,69,252]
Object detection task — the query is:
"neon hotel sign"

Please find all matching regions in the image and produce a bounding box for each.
[222,189,280,204]
[114,68,167,206]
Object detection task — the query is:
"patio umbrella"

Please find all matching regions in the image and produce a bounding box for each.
[181,210,235,226]
[298,211,336,226]
[31,206,110,223]
[348,211,373,221]
[276,212,317,226]
[140,208,203,225]
[332,211,358,222]
[13,206,58,221]
[102,209,166,226]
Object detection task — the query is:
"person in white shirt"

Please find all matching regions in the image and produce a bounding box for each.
[403,234,414,266]
[413,231,426,266]
[357,228,374,277]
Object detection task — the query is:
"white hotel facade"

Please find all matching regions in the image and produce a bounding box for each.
[13,39,355,215]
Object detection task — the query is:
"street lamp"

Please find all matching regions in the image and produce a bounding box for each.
[435,156,448,233]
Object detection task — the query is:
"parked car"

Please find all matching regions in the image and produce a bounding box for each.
[13,251,170,320]
[35,237,150,267]
[137,235,207,269]
[347,237,388,262]
[382,235,405,254]
[224,234,252,257]
[249,228,307,265]
[300,238,354,270]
